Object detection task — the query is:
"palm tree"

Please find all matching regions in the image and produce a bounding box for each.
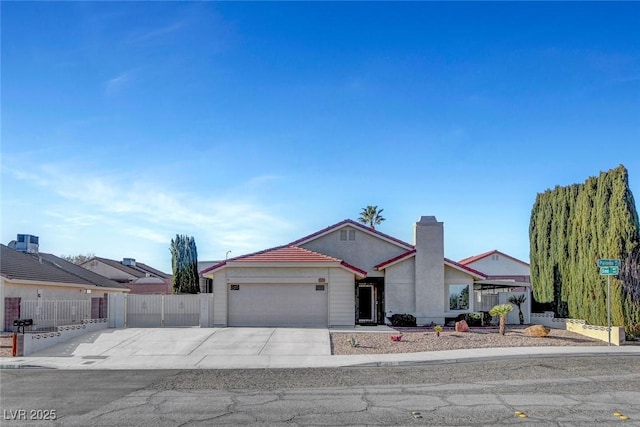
[489,304,513,335]
[508,294,527,325]
[358,205,385,230]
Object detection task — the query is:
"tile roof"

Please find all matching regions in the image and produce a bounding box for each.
[201,246,367,276]
[289,219,414,249]
[444,258,488,279]
[458,249,530,267]
[373,249,488,278]
[233,246,343,263]
[374,249,417,270]
[1,245,127,289]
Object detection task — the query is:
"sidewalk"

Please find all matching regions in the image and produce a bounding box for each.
[2,345,638,370]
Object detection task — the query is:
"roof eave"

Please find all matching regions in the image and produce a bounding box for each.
[291,219,414,250]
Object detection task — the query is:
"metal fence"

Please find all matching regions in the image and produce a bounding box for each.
[126,294,200,327]
[20,300,91,331]
[474,292,499,312]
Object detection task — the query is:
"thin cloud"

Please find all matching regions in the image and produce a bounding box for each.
[105,69,136,96]
[8,164,292,252]
[135,21,185,42]
[122,226,167,244]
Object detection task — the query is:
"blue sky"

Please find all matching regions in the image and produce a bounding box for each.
[2,2,639,273]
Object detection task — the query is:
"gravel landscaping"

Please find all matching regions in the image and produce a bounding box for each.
[330,326,611,355]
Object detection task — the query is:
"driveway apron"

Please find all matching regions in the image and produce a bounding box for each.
[29,327,331,359]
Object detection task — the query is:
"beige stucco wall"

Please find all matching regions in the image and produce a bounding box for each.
[466,255,530,276]
[300,227,409,277]
[414,217,445,325]
[328,268,355,326]
[3,282,104,301]
[384,258,416,317]
[211,266,355,327]
[531,313,624,345]
[212,273,228,326]
[82,259,135,282]
[444,265,475,318]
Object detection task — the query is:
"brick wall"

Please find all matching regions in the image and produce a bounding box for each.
[4,297,21,332]
[0,334,14,357]
[91,296,109,319]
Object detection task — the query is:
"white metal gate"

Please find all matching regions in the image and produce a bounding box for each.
[126,294,200,327]
[21,300,91,331]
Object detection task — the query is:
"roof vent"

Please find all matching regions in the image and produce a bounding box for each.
[122,258,136,267]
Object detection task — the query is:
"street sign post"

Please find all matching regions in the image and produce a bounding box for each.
[598,259,621,267]
[599,266,619,275]
[598,259,621,346]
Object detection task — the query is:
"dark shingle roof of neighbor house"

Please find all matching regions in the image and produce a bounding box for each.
[37,253,128,289]
[1,244,87,285]
[133,262,171,279]
[87,256,170,279]
[0,245,127,289]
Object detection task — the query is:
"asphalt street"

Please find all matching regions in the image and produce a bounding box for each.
[2,355,639,426]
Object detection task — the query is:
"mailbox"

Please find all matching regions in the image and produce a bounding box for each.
[13,319,33,333]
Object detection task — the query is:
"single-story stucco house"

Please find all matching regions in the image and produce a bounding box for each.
[1,241,129,332]
[202,216,531,328]
[459,249,531,283]
[80,256,172,294]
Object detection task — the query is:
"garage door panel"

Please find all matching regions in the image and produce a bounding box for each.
[228,283,327,327]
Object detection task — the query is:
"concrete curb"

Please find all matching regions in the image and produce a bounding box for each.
[349,349,640,367]
[1,347,638,370]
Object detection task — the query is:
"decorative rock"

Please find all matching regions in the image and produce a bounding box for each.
[525,325,550,337]
[455,320,470,332]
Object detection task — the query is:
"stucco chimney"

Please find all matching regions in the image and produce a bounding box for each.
[413,216,445,325]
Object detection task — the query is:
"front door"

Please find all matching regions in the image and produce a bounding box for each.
[358,284,376,323]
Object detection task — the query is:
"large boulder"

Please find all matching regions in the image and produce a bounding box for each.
[525,325,550,337]
[455,320,470,332]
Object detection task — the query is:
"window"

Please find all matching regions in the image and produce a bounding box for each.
[340,229,356,241]
[449,284,470,310]
[492,254,499,261]
[316,285,325,291]
[230,284,240,291]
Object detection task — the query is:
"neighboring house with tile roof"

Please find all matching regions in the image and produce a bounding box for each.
[202,216,529,328]
[459,249,531,283]
[0,244,128,332]
[80,257,172,294]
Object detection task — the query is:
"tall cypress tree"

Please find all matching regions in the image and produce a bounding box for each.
[529,165,640,334]
[170,234,200,294]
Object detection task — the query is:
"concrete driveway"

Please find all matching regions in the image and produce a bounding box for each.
[30,327,331,359]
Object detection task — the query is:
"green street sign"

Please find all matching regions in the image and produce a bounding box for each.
[598,259,621,267]
[600,266,619,275]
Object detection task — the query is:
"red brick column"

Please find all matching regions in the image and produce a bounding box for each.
[4,297,21,332]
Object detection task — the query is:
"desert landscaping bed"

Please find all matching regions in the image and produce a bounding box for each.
[330,326,611,355]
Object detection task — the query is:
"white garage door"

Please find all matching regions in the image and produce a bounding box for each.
[228,283,328,327]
